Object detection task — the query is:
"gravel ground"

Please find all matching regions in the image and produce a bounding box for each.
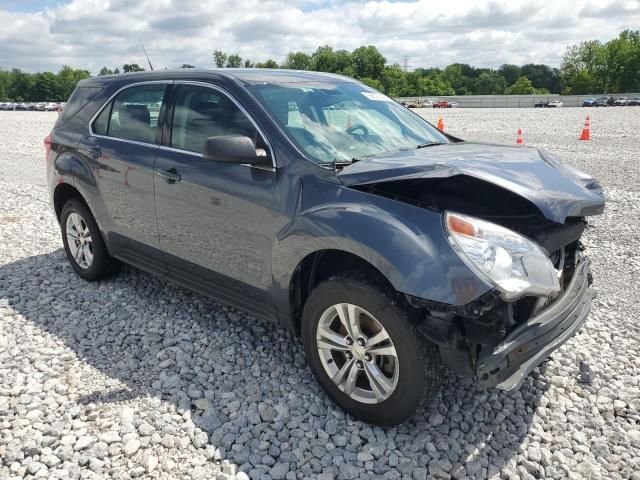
[1,108,639,480]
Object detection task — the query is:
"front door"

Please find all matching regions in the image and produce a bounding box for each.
[154,83,279,318]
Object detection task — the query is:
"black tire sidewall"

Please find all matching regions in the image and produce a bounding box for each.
[60,198,113,281]
[302,277,434,426]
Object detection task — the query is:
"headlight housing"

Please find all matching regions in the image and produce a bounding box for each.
[445,212,560,300]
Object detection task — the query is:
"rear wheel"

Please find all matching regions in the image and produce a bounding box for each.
[302,277,442,426]
[60,198,120,281]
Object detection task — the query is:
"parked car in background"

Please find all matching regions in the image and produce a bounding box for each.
[433,100,448,108]
[422,99,435,108]
[45,69,604,425]
[44,102,61,111]
[448,101,459,108]
[400,100,421,108]
[534,100,549,108]
[582,98,596,107]
[595,97,610,107]
[628,97,640,106]
[547,100,563,108]
[14,103,29,111]
[613,97,628,106]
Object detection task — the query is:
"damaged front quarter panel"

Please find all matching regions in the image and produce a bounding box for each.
[336,142,604,388]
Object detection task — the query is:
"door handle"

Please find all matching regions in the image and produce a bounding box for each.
[156,167,181,183]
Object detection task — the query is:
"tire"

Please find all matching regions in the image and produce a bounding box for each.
[302,276,442,426]
[60,197,120,281]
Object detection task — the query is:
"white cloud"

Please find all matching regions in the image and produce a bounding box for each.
[0,0,638,73]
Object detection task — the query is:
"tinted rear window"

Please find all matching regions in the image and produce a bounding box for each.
[54,86,103,128]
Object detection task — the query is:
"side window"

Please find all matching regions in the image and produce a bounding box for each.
[92,84,166,144]
[170,85,258,154]
[93,100,111,135]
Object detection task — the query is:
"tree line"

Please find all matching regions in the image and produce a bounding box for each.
[1,29,638,102]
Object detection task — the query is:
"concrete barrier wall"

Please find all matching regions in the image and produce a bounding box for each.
[395,94,640,108]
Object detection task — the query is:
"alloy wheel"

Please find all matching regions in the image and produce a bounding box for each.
[66,212,94,269]
[316,303,399,404]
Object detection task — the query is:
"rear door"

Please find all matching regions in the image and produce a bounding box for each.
[79,82,170,269]
[154,82,279,318]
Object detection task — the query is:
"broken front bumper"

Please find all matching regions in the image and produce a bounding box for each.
[477,257,594,391]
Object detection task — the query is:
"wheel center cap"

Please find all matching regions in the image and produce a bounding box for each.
[351,344,366,360]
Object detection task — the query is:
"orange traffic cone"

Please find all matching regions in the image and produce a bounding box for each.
[516,128,524,145]
[437,117,444,132]
[579,116,590,140]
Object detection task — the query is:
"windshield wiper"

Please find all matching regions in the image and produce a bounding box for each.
[416,141,445,149]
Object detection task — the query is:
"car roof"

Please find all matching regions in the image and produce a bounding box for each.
[78,68,357,87]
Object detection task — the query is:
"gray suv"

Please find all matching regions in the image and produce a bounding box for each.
[46,69,604,425]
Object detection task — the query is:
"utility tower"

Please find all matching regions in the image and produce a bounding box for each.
[401,56,410,72]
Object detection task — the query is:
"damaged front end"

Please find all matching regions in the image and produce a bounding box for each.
[404,199,596,390]
[339,145,604,390]
[408,244,594,391]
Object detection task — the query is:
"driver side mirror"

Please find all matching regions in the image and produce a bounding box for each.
[203,135,271,167]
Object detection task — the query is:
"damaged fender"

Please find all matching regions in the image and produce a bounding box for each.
[272,175,492,308]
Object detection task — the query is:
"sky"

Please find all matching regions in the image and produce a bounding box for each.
[0,0,639,74]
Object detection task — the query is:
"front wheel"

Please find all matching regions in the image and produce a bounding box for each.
[302,277,442,426]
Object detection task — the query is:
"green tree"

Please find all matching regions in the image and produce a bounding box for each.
[475,72,507,95]
[601,29,640,92]
[122,64,145,73]
[8,69,35,101]
[381,65,407,96]
[310,46,337,72]
[56,66,89,100]
[244,59,254,68]
[560,40,605,93]
[359,77,384,91]
[570,70,598,94]
[255,59,279,68]
[498,64,521,86]
[284,51,311,70]
[504,76,536,95]
[443,64,474,95]
[226,54,243,68]
[520,64,560,93]
[33,72,58,101]
[351,45,385,80]
[99,67,114,76]
[334,50,354,76]
[213,50,227,68]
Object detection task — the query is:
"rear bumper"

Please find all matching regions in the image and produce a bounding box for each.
[477,257,594,391]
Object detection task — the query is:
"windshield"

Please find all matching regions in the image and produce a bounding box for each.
[247,81,449,165]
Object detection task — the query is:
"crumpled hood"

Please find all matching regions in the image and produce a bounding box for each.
[338,142,605,223]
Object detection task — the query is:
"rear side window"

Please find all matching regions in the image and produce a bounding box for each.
[93,102,111,135]
[170,85,257,154]
[54,86,102,128]
[92,84,167,144]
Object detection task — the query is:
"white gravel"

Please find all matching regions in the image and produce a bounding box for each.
[1,108,640,480]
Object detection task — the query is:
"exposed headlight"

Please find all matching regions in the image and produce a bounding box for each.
[445,212,560,300]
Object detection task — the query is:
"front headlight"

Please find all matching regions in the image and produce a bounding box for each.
[445,212,560,300]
